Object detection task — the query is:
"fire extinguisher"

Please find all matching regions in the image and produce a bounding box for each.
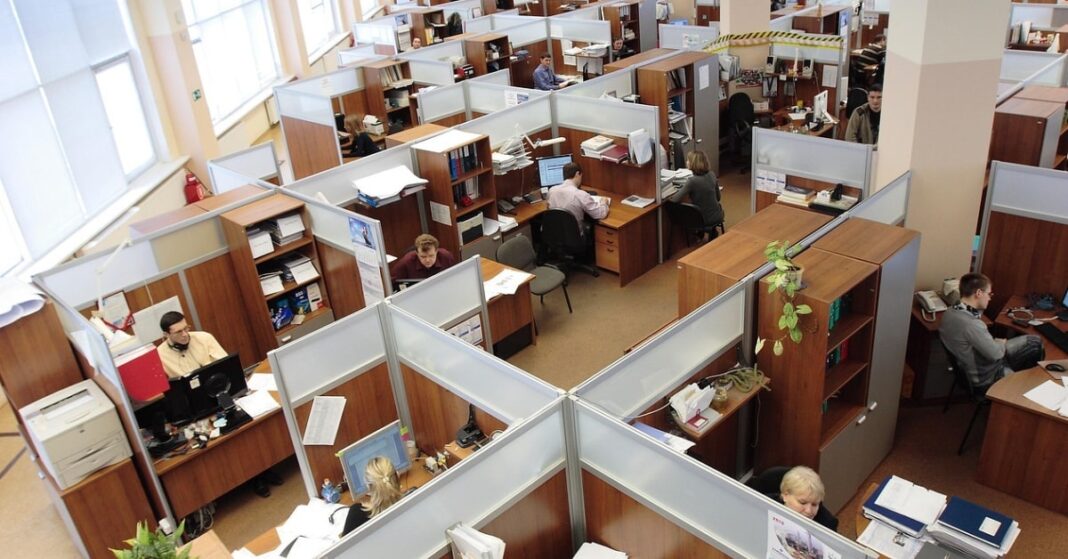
[184,172,208,204]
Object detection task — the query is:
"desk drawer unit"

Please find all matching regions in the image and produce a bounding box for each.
[594,226,620,272]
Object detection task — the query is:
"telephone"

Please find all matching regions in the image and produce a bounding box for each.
[801,59,813,79]
[456,404,485,448]
[916,290,948,322]
[497,199,516,214]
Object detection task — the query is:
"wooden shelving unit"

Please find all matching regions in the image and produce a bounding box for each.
[410,8,450,45]
[792,5,848,34]
[464,33,513,75]
[413,133,498,257]
[221,194,333,356]
[604,0,641,57]
[362,59,417,136]
[1003,86,1068,170]
[636,51,719,171]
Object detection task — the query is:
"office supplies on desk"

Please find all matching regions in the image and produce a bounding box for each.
[1034,321,1068,354]
[633,422,695,453]
[236,390,280,419]
[337,420,411,496]
[1022,379,1068,412]
[621,195,654,208]
[863,475,946,537]
[857,519,923,559]
[165,354,249,423]
[669,383,714,424]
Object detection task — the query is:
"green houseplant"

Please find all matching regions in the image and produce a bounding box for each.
[764,240,812,356]
[111,521,192,559]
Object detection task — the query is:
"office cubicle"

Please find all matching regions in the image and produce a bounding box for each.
[557,66,637,98]
[490,15,553,89]
[658,23,720,50]
[337,45,383,67]
[548,15,612,77]
[751,127,874,213]
[396,40,465,86]
[207,142,282,192]
[849,170,911,226]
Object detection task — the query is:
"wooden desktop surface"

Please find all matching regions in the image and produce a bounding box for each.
[194,184,265,212]
[730,203,833,243]
[480,258,536,349]
[502,189,657,230]
[992,294,1068,361]
[773,109,836,138]
[385,123,447,148]
[978,367,1068,514]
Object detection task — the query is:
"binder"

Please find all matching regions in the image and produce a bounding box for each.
[862,476,927,537]
[936,497,1014,548]
[114,344,169,401]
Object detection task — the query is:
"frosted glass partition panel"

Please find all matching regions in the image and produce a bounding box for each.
[38,237,160,308]
[322,401,566,558]
[986,161,1068,223]
[659,24,720,50]
[753,127,872,189]
[352,22,396,47]
[286,68,363,96]
[389,258,484,327]
[297,193,379,251]
[418,81,467,123]
[389,306,561,421]
[270,304,387,404]
[549,19,610,43]
[556,5,599,20]
[407,59,456,86]
[1010,5,1068,28]
[464,15,493,34]
[209,143,279,188]
[851,171,910,225]
[206,164,259,195]
[398,41,464,61]
[574,283,745,418]
[469,68,511,85]
[275,87,333,125]
[1000,51,1064,82]
[770,36,843,64]
[559,68,634,98]
[769,15,795,32]
[467,83,549,113]
[1027,56,1068,86]
[457,96,553,147]
[556,95,657,138]
[337,45,380,66]
[286,145,417,205]
[576,401,874,559]
[499,18,549,47]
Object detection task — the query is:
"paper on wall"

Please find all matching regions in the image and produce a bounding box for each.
[429,201,451,226]
[698,64,710,91]
[821,64,838,89]
[302,396,346,446]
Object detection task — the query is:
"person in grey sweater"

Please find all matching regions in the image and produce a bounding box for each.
[939,273,1044,387]
[669,150,724,228]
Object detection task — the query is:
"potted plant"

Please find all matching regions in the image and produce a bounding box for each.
[111,521,192,559]
[764,240,812,356]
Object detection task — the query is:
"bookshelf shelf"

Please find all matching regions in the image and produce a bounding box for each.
[823,360,868,402]
[450,166,493,186]
[454,196,495,218]
[252,235,313,265]
[274,307,332,338]
[263,274,324,303]
[362,59,416,136]
[413,133,498,256]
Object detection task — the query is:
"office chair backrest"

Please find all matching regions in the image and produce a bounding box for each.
[540,209,586,254]
[846,88,869,119]
[727,92,755,128]
[939,339,986,398]
[496,234,537,272]
[664,201,704,232]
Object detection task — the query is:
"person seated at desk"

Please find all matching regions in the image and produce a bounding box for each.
[156,311,284,497]
[612,38,634,60]
[533,54,569,91]
[342,456,402,536]
[854,34,887,86]
[668,150,724,232]
[547,162,608,238]
[940,272,1044,388]
[390,234,456,285]
[775,466,838,532]
[845,83,881,145]
[410,37,422,50]
[338,114,380,159]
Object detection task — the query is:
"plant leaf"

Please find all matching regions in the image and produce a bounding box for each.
[773,340,783,356]
[766,281,778,294]
[789,328,803,343]
[795,304,812,315]
[774,259,790,271]
[755,337,765,355]
[778,314,788,330]
[786,314,798,329]
[782,302,794,314]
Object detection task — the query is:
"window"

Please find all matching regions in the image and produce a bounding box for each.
[299,0,340,61]
[361,0,385,20]
[0,0,161,265]
[182,0,282,125]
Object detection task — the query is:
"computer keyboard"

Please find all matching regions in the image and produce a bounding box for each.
[1035,322,1068,355]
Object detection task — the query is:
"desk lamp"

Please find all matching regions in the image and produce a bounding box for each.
[518,124,566,150]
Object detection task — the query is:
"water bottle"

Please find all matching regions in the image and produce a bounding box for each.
[321,478,340,503]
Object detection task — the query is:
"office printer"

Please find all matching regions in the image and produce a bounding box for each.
[20,379,131,490]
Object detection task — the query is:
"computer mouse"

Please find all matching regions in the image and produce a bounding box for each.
[1046,363,1067,373]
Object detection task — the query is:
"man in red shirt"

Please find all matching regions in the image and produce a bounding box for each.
[390,234,456,287]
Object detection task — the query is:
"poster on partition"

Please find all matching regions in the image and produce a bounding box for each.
[766,511,841,559]
[349,216,385,304]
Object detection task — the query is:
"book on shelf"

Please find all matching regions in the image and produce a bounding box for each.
[600,144,630,164]
[263,213,306,245]
[581,135,615,152]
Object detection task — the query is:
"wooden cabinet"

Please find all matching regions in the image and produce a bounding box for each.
[0,300,83,411]
[413,133,498,257]
[464,33,512,76]
[604,1,642,56]
[636,51,720,171]
[989,96,1065,168]
[410,8,449,45]
[696,2,720,25]
[362,59,417,136]
[1007,85,1068,169]
[676,231,769,316]
[221,194,334,359]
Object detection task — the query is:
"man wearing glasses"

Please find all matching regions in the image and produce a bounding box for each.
[940,273,1044,388]
[157,311,227,379]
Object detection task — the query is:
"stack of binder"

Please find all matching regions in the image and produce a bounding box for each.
[263,213,305,245]
[862,475,946,537]
[926,497,1020,559]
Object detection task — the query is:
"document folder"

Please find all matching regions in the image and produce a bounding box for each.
[862,476,927,537]
[936,497,1014,549]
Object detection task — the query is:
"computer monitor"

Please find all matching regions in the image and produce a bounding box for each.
[813,90,828,123]
[338,420,411,497]
[537,154,573,188]
[164,354,247,424]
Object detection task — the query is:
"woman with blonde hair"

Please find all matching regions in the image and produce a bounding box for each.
[668,149,724,231]
[339,113,380,158]
[342,456,403,536]
[776,466,838,531]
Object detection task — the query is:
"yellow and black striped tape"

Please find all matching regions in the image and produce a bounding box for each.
[705,30,843,54]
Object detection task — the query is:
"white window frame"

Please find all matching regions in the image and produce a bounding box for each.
[93,55,159,181]
[300,0,344,64]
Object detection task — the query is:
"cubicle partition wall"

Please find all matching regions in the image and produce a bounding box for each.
[207,142,282,192]
[352,18,403,54]
[1000,50,1068,86]
[658,23,720,50]
[468,68,512,86]
[490,15,552,89]
[275,68,369,179]
[441,0,484,23]
[416,80,469,126]
[548,17,612,77]
[977,161,1068,316]
[463,13,495,34]
[466,81,548,116]
[1008,3,1068,30]
[398,40,466,86]
[389,257,490,339]
[751,127,873,213]
[337,45,383,67]
[557,66,636,98]
[849,170,911,226]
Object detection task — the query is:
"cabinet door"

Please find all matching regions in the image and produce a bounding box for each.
[691,58,720,173]
[1040,108,1064,167]
[818,409,868,512]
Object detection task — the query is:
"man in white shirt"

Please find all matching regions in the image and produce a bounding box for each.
[547,162,608,237]
[156,311,227,379]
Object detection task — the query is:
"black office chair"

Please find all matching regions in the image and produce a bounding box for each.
[939,340,991,455]
[664,201,724,251]
[726,93,756,172]
[747,466,839,532]
[846,87,869,120]
[496,234,572,313]
[539,209,599,277]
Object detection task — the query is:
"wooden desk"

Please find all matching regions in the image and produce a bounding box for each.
[905,302,990,404]
[479,258,536,357]
[385,123,447,149]
[153,362,294,519]
[594,193,659,286]
[992,294,1068,361]
[194,184,265,212]
[676,231,770,316]
[773,109,836,138]
[731,203,833,243]
[504,199,548,227]
[977,368,1068,514]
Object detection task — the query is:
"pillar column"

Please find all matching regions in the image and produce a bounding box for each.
[720,0,771,69]
[874,0,1010,288]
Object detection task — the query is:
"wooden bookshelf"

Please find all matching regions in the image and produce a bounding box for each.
[464,33,513,75]
[412,133,498,256]
[221,194,333,355]
[635,51,718,171]
[362,59,417,136]
[604,0,641,57]
[410,8,450,45]
[1002,86,1068,170]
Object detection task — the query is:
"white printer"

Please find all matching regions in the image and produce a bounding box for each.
[20,379,131,490]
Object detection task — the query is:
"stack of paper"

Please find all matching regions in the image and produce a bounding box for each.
[260,272,284,296]
[447,523,505,559]
[1022,379,1068,416]
[574,542,628,558]
[247,227,273,259]
[621,195,654,208]
[352,165,428,207]
[483,268,534,299]
[263,213,306,246]
[862,475,947,537]
[496,137,532,172]
[491,152,516,174]
[279,254,319,285]
[235,390,281,419]
[927,497,1020,559]
[581,135,616,159]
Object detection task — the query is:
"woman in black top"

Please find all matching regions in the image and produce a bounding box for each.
[341,456,403,536]
[669,149,724,228]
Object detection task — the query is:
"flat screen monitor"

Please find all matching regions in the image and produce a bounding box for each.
[338,420,411,497]
[164,353,247,424]
[537,154,572,188]
[813,90,828,123]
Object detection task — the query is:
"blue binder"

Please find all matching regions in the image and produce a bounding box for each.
[862,476,927,536]
[936,496,1014,548]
